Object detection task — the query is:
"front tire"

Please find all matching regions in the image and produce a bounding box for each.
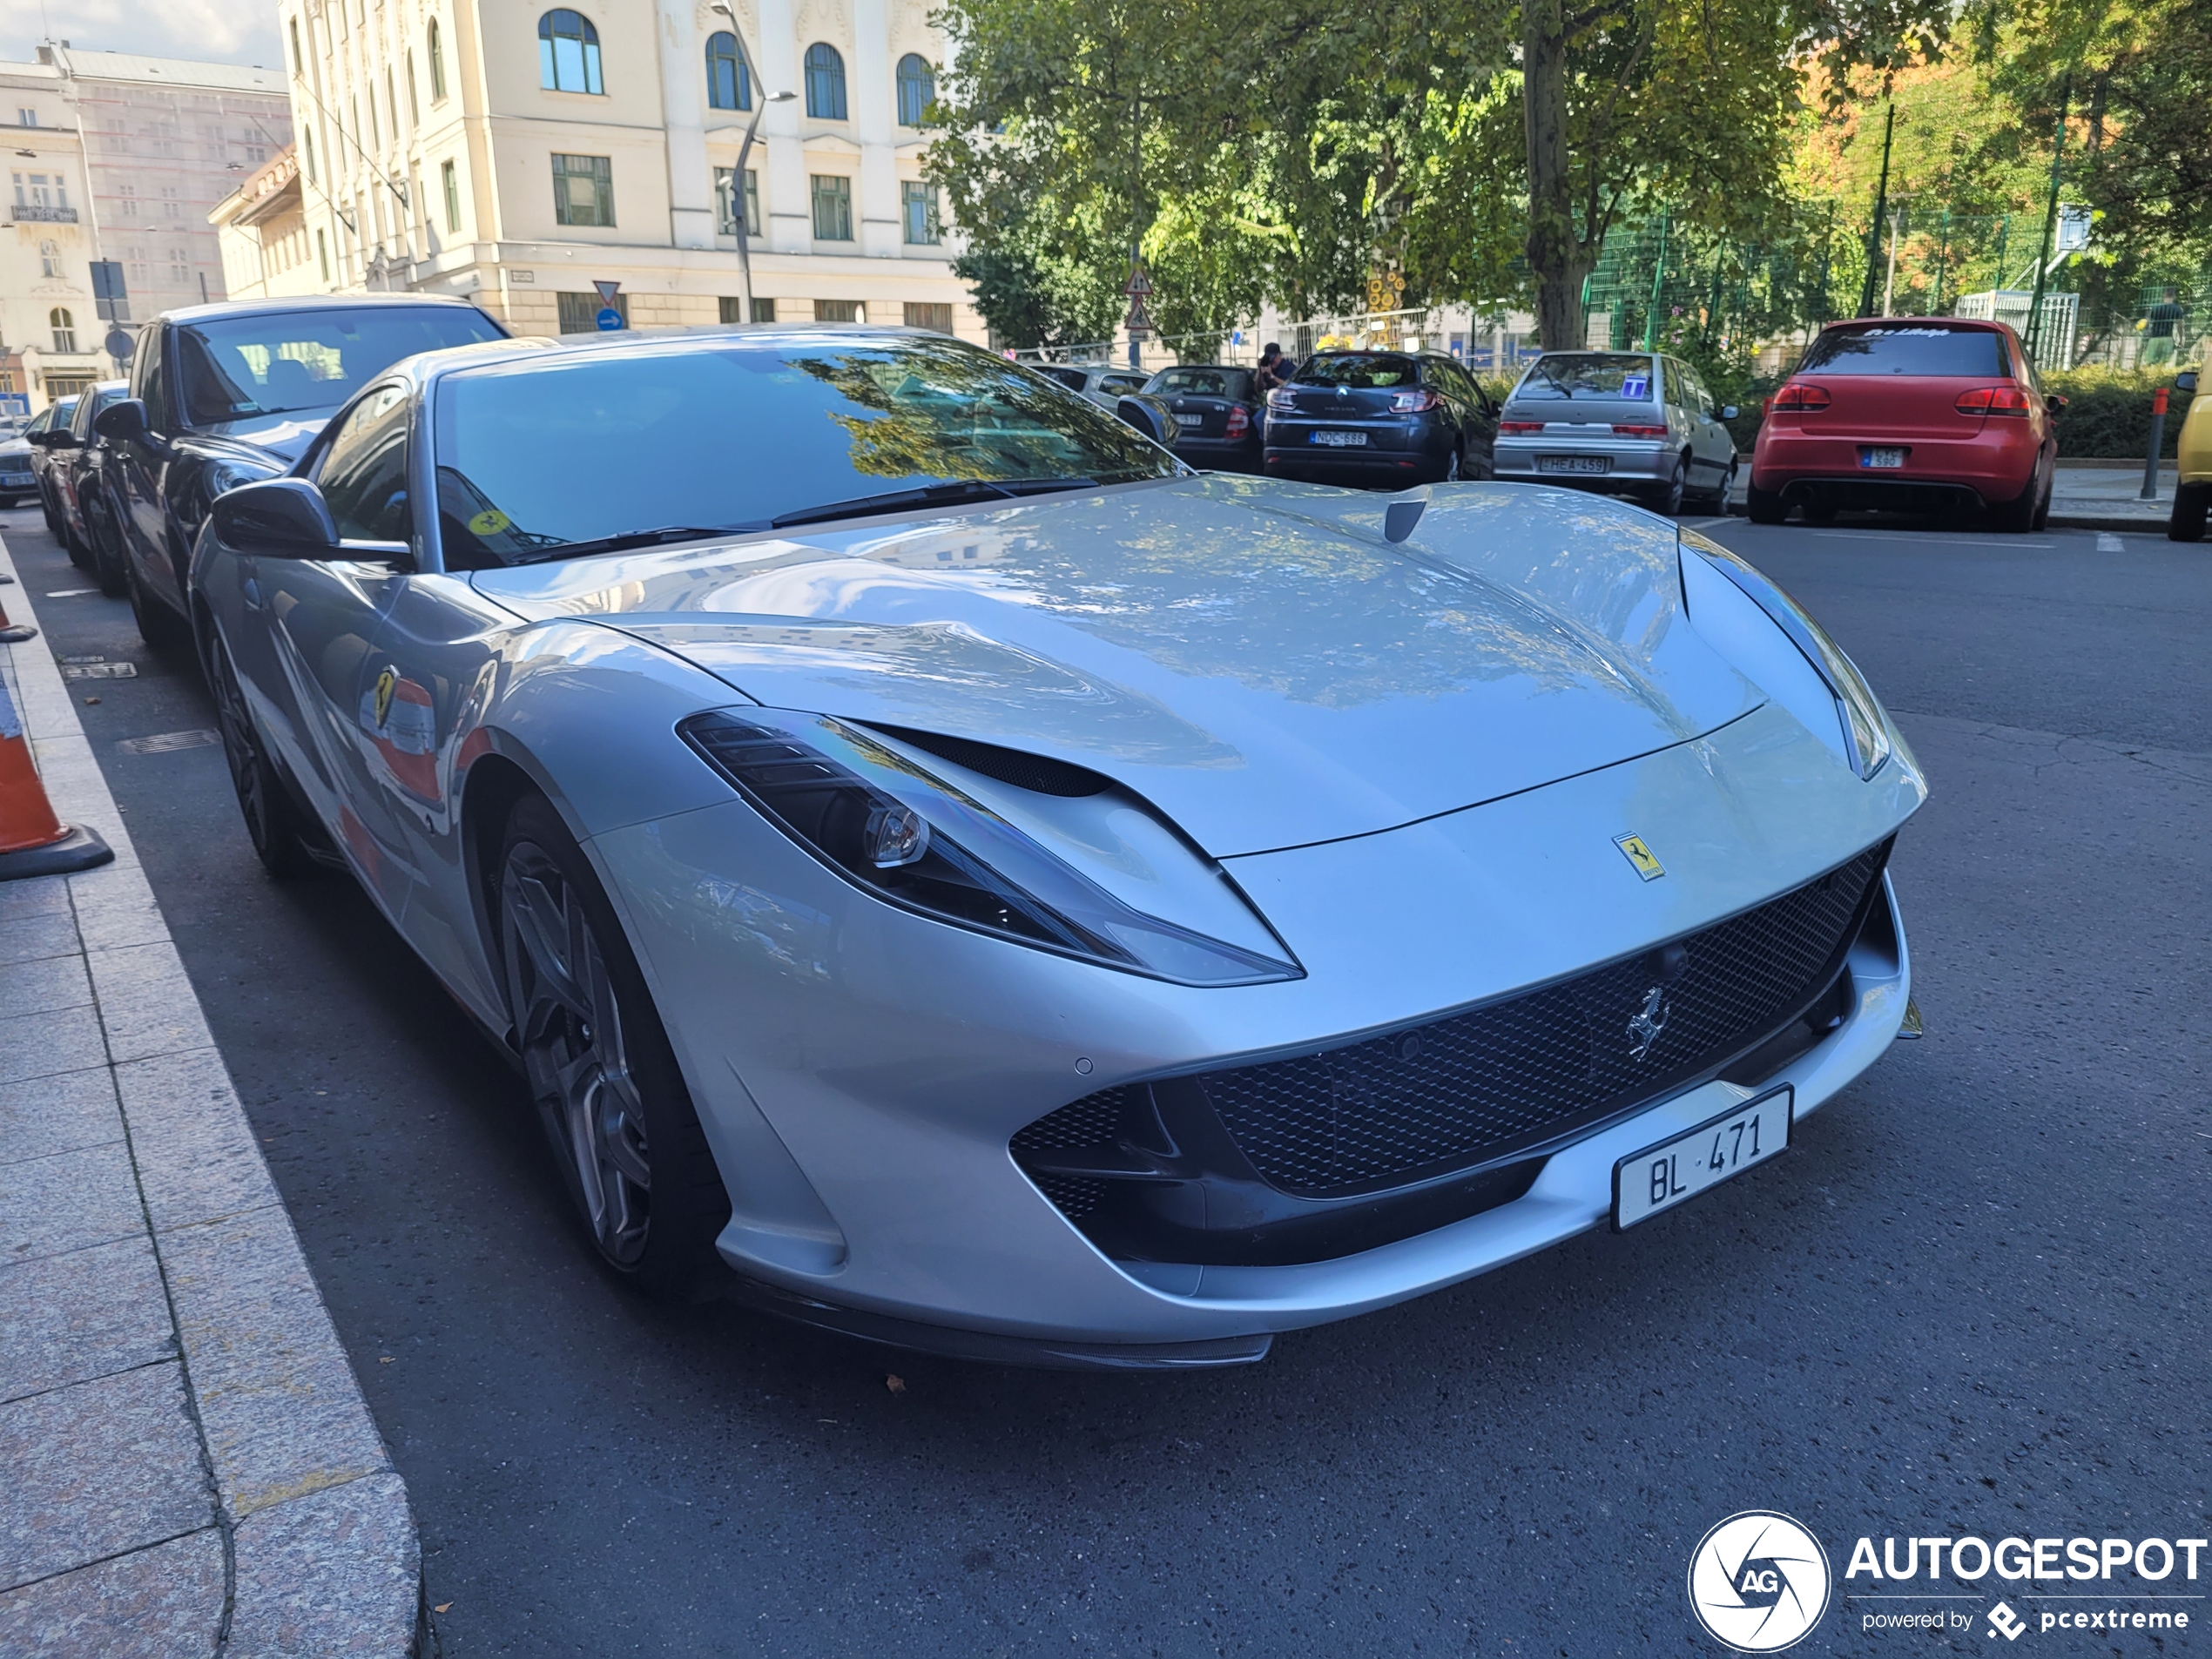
[87,489,128,597]
[2167,482,2207,543]
[209,631,318,879]
[125,549,192,651]
[496,796,730,1298]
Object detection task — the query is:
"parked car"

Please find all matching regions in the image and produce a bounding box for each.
[1747,318,2061,530]
[2168,368,2206,543]
[42,380,132,590]
[0,432,35,508]
[192,326,1921,1367]
[97,295,508,650]
[1263,350,1499,486]
[1030,362,1181,448]
[25,395,78,536]
[1142,364,1264,471]
[1493,352,1738,513]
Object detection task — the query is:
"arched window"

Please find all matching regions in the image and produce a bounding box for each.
[803,43,846,120]
[51,307,75,352]
[538,10,604,95]
[428,19,447,101]
[38,238,58,278]
[895,54,933,126]
[705,30,750,111]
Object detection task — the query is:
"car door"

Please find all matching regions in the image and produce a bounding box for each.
[108,327,186,603]
[1672,360,1730,488]
[246,382,416,897]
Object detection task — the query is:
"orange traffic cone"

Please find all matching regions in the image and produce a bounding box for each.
[1,606,113,881]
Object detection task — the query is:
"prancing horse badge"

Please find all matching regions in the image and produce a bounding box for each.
[1613,833,1664,880]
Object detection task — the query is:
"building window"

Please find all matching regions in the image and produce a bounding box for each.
[318,227,330,280]
[50,307,76,352]
[705,31,749,111]
[118,184,138,218]
[539,10,604,95]
[904,302,953,334]
[809,173,852,241]
[719,296,776,324]
[900,180,939,245]
[17,107,36,127]
[895,55,933,126]
[713,166,759,237]
[556,291,626,333]
[387,68,400,139]
[442,159,461,232]
[38,239,57,277]
[407,54,420,121]
[304,128,317,182]
[814,300,860,323]
[551,152,613,226]
[804,44,846,120]
[289,19,303,76]
[428,20,448,101]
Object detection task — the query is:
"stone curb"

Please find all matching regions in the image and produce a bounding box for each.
[0,541,421,1656]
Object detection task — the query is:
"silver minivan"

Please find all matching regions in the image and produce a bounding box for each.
[1494,352,1738,513]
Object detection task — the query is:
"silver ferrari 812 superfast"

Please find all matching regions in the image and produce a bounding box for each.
[192,327,1925,1367]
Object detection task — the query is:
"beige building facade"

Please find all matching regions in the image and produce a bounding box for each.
[219,0,977,340]
[0,46,291,411]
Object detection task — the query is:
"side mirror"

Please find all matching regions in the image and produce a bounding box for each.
[2177,371,2199,395]
[29,427,77,449]
[92,398,150,445]
[208,478,341,558]
[1721,405,1740,421]
[2046,393,2069,415]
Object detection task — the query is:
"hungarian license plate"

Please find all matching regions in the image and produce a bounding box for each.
[1861,447,1906,469]
[1612,1087,1791,1231]
[1537,455,1610,475]
[1312,430,1368,447]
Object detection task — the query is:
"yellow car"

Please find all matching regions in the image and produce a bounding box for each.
[2174,368,2209,541]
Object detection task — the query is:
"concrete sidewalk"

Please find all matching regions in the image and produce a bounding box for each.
[2047,460,2177,530]
[0,542,421,1656]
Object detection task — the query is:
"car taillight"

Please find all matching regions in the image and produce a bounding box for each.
[1266,388,1296,412]
[1498,420,1545,435]
[1612,422,1669,437]
[1955,386,2033,416]
[1771,383,1831,412]
[1391,389,1441,413]
[1225,405,1249,439]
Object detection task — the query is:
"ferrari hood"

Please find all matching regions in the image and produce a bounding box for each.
[472,476,1763,858]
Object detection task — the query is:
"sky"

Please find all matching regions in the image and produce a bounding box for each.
[2,0,282,70]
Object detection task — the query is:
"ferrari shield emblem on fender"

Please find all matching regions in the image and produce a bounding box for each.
[1613,833,1665,880]
[373,667,397,730]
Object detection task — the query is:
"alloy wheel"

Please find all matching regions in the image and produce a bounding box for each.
[211,645,273,849]
[501,843,653,1267]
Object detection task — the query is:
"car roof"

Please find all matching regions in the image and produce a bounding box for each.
[154,293,494,327]
[1817,315,2010,336]
[397,323,981,388]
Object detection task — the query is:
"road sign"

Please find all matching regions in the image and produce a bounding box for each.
[595,307,624,331]
[593,280,622,303]
[104,327,134,361]
[1123,267,1152,299]
[90,260,129,323]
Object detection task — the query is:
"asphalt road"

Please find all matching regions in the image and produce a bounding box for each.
[7,502,2207,1656]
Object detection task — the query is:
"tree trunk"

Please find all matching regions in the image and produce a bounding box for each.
[1521,0,1590,349]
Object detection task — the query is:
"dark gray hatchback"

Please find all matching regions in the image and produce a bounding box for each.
[1262,351,1498,487]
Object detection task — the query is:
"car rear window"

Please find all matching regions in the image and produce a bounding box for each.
[1150,368,1251,399]
[1512,354,1656,401]
[174,305,506,426]
[1295,354,1418,389]
[1797,326,2009,377]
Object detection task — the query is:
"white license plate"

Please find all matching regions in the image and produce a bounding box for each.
[1536,455,1610,475]
[1612,1087,1791,1231]
[1861,448,1906,469]
[1312,430,1368,447]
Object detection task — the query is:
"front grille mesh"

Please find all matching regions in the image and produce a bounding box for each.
[1015,842,1889,1204]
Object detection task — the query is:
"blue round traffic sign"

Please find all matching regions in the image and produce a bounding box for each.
[595,307,624,331]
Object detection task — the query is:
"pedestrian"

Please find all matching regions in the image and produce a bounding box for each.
[2141,287,2184,368]
[1256,342,1284,388]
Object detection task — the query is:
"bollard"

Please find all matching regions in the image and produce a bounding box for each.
[2141,385,2168,502]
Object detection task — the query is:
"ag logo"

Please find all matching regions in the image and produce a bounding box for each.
[1687,1511,1831,1651]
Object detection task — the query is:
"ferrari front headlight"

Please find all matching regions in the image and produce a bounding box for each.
[1678,529,1892,780]
[680,709,1301,987]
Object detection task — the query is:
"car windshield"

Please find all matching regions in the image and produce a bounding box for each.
[1149,368,1251,398]
[1294,354,1417,389]
[175,305,505,425]
[1513,354,1656,400]
[1797,325,2009,376]
[433,334,1184,565]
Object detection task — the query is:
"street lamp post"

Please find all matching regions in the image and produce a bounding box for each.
[707,1,795,326]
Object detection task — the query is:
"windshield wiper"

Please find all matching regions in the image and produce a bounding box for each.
[770,479,1017,529]
[509,524,759,563]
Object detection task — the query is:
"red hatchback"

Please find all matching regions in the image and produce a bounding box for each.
[1749,318,2062,530]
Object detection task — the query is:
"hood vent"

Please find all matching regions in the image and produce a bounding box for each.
[865,725,1111,798]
